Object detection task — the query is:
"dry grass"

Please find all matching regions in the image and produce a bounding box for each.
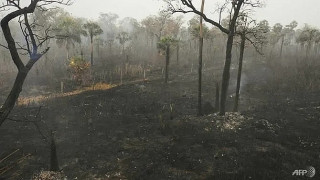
[17,83,117,106]
[0,149,31,179]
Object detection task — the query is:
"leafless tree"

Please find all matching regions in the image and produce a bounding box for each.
[233,14,267,112]
[0,0,71,127]
[165,0,263,115]
[197,0,205,116]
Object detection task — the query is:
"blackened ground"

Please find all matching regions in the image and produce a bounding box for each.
[0,68,319,180]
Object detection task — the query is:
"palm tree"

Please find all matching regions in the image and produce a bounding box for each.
[55,15,87,60]
[84,21,103,66]
[157,37,177,83]
[296,24,320,58]
[116,31,131,55]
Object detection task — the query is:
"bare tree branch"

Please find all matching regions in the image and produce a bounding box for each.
[0,43,9,49]
[165,0,230,34]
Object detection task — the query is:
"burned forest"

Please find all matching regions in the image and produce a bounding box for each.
[0,0,319,179]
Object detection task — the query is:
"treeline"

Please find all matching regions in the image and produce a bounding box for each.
[1,6,320,98]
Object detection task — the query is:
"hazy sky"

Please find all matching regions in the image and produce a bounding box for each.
[63,0,320,28]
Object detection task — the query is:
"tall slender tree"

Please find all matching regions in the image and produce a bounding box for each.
[158,37,177,83]
[233,16,267,112]
[197,0,205,116]
[84,21,103,66]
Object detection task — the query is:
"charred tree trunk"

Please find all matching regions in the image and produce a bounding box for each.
[306,42,312,59]
[198,37,204,116]
[90,35,94,66]
[176,43,180,65]
[215,82,220,113]
[66,45,70,60]
[198,0,205,116]
[0,70,28,126]
[97,41,100,59]
[81,49,84,60]
[280,35,284,58]
[219,33,236,115]
[108,42,112,56]
[165,45,170,83]
[233,34,245,112]
[219,1,242,116]
[50,132,59,171]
